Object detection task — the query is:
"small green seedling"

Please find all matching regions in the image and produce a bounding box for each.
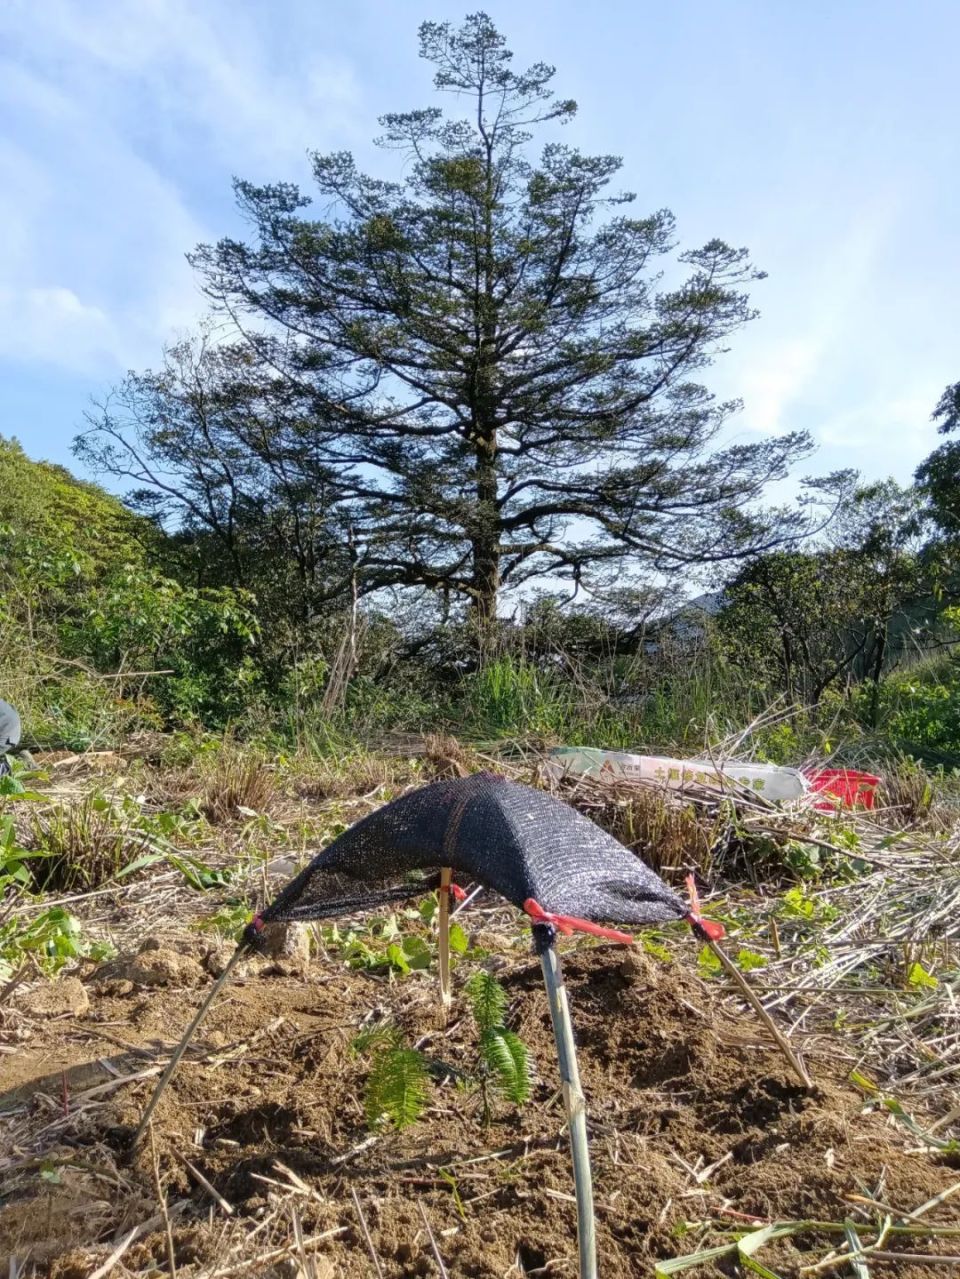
[353,972,533,1131]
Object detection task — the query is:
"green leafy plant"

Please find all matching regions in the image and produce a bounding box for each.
[193,900,253,940]
[906,961,938,990]
[359,1026,431,1130]
[0,812,47,896]
[0,906,114,978]
[466,971,532,1120]
[781,886,817,920]
[320,912,439,976]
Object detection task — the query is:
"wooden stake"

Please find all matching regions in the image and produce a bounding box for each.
[534,924,597,1279]
[705,936,813,1089]
[133,945,246,1148]
[438,867,453,1008]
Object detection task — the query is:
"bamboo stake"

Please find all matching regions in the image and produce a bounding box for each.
[133,944,246,1147]
[438,867,453,1008]
[702,933,814,1089]
[533,923,597,1279]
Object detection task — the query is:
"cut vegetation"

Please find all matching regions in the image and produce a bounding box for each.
[3,742,960,1277]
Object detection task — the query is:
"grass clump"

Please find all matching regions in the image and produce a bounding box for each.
[25,795,142,892]
[197,749,276,824]
[292,753,408,802]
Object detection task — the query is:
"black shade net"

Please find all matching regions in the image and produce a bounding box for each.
[247,772,687,945]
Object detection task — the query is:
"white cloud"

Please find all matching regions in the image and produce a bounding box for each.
[818,393,941,464]
[735,338,824,435]
[715,193,910,448]
[0,0,363,379]
[0,97,205,372]
[0,286,121,372]
[3,0,363,170]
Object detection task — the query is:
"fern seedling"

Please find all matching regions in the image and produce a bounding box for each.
[363,1047,430,1130]
[466,970,532,1122]
[466,970,507,1031]
[351,1020,404,1056]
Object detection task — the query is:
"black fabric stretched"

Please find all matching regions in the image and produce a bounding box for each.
[248,772,686,939]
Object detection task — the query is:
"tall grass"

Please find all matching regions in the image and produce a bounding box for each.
[0,637,154,752]
[14,598,956,772]
[459,643,778,756]
[463,656,573,736]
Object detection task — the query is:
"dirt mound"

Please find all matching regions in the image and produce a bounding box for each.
[3,945,959,1277]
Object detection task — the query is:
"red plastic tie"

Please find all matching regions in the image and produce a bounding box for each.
[450,883,467,901]
[523,898,636,945]
[684,874,725,941]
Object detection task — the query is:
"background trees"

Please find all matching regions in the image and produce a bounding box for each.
[82,12,821,651]
[9,14,949,757]
[0,437,259,741]
[717,482,940,712]
[916,379,960,541]
[76,333,354,674]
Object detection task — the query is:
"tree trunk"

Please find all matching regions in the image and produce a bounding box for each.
[471,433,500,643]
[470,112,500,647]
[868,626,887,730]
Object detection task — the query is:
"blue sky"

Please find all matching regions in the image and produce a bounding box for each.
[2,0,957,491]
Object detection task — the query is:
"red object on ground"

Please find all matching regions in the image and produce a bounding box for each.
[804,768,880,810]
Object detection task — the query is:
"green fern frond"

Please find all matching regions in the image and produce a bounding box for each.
[480,1028,532,1105]
[466,970,508,1033]
[351,1021,403,1056]
[364,1047,429,1130]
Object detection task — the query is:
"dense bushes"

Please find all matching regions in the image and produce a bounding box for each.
[7,432,960,765]
[0,438,260,743]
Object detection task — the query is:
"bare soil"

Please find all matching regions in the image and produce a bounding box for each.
[4,935,960,1277]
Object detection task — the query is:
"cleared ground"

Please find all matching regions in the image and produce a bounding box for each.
[3,744,960,1277]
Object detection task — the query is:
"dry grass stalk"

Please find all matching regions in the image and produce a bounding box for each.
[86,1225,140,1279]
[198,751,276,823]
[200,1226,349,1279]
[350,1187,385,1279]
[150,1122,178,1279]
[176,1151,235,1216]
[423,733,476,779]
[294,754,398,801]
[417,1201,451,1278]
[542,772,716,880]
[703,937,813,1089]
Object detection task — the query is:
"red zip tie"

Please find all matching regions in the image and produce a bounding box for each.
[523,898,636,945]
[684,873,725,941]
[440,881,467,901]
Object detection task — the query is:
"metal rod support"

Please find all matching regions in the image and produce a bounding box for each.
[534,924,597,1279]
[133,944,246,1148]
